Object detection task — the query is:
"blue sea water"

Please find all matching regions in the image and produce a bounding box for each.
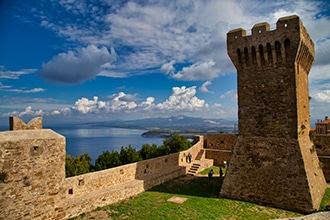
[51,126,164,162]
[0,125,164,163]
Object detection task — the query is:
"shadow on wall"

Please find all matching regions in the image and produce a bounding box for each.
[134,135,205,190]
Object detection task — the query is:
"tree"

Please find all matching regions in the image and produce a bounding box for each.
[65,134,193,177]
[95,150,121,171]
[139,143,159,160]
[65,154,93,177]
[161,134,192,154]
[119,145,142,164]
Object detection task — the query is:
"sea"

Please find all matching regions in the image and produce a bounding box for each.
[0,125,164,163]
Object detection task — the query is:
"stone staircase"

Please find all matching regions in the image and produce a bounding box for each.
[187,149,206,175]
[187,163,201,176]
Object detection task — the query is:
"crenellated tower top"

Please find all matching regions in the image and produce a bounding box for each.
[227,15,314,73]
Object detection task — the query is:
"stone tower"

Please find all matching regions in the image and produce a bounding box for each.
[0,117,66,219]
[220,15,326,213]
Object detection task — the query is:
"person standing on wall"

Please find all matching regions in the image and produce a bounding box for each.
[188,152,192,163]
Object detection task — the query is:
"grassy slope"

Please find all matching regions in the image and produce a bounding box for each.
[71,165,329,220]
[70,166,330,219]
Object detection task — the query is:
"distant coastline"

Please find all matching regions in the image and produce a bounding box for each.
[81,115,238,137]
[141,130,205,139]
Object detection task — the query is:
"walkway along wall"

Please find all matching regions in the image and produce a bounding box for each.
[0,117,207,219]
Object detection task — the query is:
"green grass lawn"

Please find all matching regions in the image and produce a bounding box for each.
[71,166,330,220]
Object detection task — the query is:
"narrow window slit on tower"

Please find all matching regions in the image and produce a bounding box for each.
[244,47,249,66]
[275,41,282,62]
[251,46,257,65]
[259,45,265,66]
[237,49,243,67]
[284,39,291,62]
[267,43,273,65]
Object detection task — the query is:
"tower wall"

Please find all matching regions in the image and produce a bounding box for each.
[220,15,326,213]
[0,118,66,219]
[226,15,313,138]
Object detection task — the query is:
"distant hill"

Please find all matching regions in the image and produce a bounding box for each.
[82,115,237,137]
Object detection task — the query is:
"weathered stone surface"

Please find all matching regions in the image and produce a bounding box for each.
[9,117,43,130]
[204,134,236,166]
[220,15,326,213]
[0,119,207,219]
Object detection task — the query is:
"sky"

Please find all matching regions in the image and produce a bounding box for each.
[0,0,329,126]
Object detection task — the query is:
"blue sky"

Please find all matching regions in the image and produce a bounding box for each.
[0,0,329,126]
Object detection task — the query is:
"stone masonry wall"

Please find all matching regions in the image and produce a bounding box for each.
[204,134,236,166]
[221,136,324,213]
[62,152,189,218]
[0,118,205,219]
[0,129,67,219]
[315,135,330,181]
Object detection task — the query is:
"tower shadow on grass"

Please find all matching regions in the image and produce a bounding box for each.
[148,175,224,198]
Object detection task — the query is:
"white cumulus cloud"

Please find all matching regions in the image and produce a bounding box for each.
[172,61,218,81]
[156,86,207,111]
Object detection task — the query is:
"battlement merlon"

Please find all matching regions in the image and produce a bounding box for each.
[226,15,314,71]
[9,117,43,130]
[277,15,314,54]
[252,22,270,35]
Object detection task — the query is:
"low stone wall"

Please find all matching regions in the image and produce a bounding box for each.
[63,161,186,218]
[315,135,330,182]
[204,134,235,166]
[319,156,330,181]
[0,124,205,220]
[62,136,204,219]
[205,149,232,166]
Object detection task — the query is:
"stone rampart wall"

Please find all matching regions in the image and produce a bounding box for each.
[205,149,232,166]
[319,156,330,182]
[0,125,204,220]
[204,133,236,150]
[62,136,204,219]
[204,134,236,166]
[315,135,330,156]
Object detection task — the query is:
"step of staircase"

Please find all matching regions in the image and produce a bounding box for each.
[187,163,201,176]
